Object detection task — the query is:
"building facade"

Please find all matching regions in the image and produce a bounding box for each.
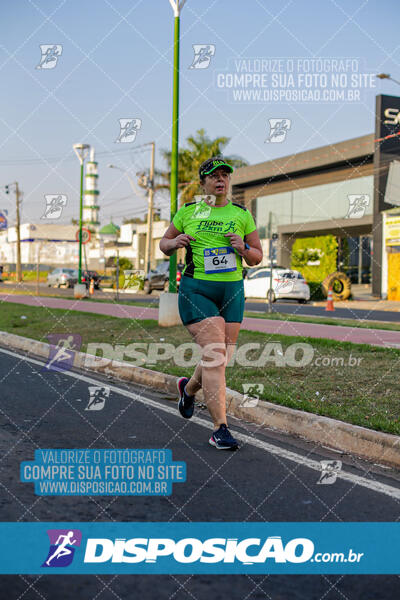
[231,94,400,297]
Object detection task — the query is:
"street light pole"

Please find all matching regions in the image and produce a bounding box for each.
[108,142,156,276]
[108,164,146,197]
[78,160,84,283]
[376,73,400,86]
[73,143,90,285]
[168,0,186,293]
[15,182,22,283]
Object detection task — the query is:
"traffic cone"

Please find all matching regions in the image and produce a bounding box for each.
[89,278,94,295]
[325,286,335,311]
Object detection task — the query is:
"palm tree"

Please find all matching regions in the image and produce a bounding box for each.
[156,129,248,205]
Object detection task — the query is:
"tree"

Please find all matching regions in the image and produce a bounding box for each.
[138,129,248,206]
[123,217,145,224]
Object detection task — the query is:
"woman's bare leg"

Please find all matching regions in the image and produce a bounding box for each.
[184,317,226,429]
[184,319,241,428]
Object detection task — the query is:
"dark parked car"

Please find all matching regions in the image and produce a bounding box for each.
[81,270,102,289]
[143,261,184,294]
[344,266,371,284]
[69,270,102,289]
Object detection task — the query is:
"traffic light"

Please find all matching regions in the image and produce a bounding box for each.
[5,185,9,194]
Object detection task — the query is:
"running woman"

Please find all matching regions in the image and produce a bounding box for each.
[159,157,263,450]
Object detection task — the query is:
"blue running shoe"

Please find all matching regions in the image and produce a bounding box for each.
[209,424,239,450]
[177,377,195,419]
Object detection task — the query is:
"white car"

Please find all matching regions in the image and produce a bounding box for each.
[244,267,310,303]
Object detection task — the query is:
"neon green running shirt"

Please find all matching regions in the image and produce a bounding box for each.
[172,199,256,281]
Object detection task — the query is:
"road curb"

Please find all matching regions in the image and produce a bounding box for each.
[1,330,399,469]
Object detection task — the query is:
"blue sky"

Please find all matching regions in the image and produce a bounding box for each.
[0,0,400,227]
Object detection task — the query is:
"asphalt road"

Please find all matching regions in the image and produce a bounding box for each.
[0,346,399,599]
[2,281,400,323]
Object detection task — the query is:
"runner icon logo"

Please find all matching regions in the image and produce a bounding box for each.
[85,386,110,411]
[115,118,142,143]
[192,195,216,219]
[123,270,145,291]
[42,529,82,567]
[36,45,63,69]
[41,195,67,220]
[189,45,216,69]
[345,195,370,219]
[265,118,291,143]
[240,383,264,407]
[317,460,342,485]
[45,334,82,373]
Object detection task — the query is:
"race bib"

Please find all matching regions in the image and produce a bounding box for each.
[203,246,237,274]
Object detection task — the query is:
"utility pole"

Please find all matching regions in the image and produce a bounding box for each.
[144,141,155,274]
[4,181,22,282]
[15,182,22,283]
[267,211,273,313]
[36,242,41,296]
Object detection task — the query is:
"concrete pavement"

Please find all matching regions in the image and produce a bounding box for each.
[0,347,399,599]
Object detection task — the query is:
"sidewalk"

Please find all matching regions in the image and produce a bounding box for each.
[313,284,400,312]
[2,293,400,349]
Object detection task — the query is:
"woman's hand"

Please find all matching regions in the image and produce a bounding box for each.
[224,233,245,254]
[159,223,195,256]
[174,234,196,249]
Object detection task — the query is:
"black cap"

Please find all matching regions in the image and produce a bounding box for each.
[199,156,234,179]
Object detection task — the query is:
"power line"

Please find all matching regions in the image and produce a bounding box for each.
[0,144,153,167]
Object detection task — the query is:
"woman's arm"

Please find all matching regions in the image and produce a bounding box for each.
[242,229,263,266]
[159,223,196,257]
[224,229,263,267]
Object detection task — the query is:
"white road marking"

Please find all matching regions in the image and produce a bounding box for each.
[1,346,400,500]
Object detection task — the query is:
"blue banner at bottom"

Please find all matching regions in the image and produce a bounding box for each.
[0,522,399,574]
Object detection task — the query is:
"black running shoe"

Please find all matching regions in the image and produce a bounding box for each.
[209,424,239,450]
[177,377,195,419]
